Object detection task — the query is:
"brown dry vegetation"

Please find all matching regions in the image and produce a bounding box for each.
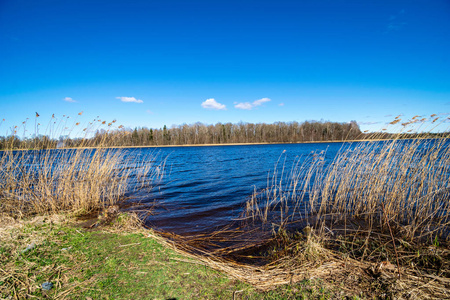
[154,115,450,299]
[0,117,165,218]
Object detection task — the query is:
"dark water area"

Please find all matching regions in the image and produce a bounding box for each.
[127,142,348,234]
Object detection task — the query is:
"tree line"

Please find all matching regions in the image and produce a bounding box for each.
[87,120,363,147]
[0,120,365,149]
[3,119,447,150]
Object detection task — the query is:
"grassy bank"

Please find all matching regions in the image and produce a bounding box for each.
[2,213,448,299]
[0,214,338,299]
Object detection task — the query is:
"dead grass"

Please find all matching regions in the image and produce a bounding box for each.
[0,212,150,299]
[0,114,165,219]
[0,147,163,219]
[0,214,89,299]
[149,115,450,298]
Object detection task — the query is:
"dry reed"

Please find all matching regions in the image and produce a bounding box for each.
[0,114,164,218]
[244,116,450,243]
[153,115,450,298]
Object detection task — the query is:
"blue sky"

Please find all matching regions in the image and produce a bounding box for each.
[1,0,449,137]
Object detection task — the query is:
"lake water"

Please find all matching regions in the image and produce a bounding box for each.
[127,142,348,234]
[4,139,446,235]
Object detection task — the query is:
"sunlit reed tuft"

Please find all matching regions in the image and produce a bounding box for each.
[244,116,450,244]
[0,114,164,218]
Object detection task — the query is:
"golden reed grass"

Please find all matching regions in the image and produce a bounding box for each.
[0,113,164,218]
[244,115,450,243]
[157,115,449,298]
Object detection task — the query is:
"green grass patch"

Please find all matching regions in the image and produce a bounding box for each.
[0,217,335,299]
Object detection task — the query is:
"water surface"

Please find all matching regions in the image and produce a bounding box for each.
[129,142,346,234]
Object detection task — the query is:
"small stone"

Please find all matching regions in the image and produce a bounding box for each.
[41,282,53,290]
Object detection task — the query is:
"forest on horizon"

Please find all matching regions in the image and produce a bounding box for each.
[0,119,446,150]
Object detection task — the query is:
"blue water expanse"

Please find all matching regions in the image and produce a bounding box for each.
[2,140,447,234]
[128,142,348,234]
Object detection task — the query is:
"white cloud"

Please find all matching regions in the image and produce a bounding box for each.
[201,98,226,110]
[63,97,76,103]
[253,98,270,106]
[234,102,253,110]
[235,98,271,110]
[279,102,285,106]
[146,109,154,114]
[116,96,143,103]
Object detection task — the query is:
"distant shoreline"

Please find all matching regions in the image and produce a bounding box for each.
[100,139,369,149]
[60,137,445,149]
[19,139,379,151]
[2,137,443,151]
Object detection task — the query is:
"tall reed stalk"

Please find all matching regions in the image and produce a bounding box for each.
[244,116,450,242]
[0,114,164,217]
